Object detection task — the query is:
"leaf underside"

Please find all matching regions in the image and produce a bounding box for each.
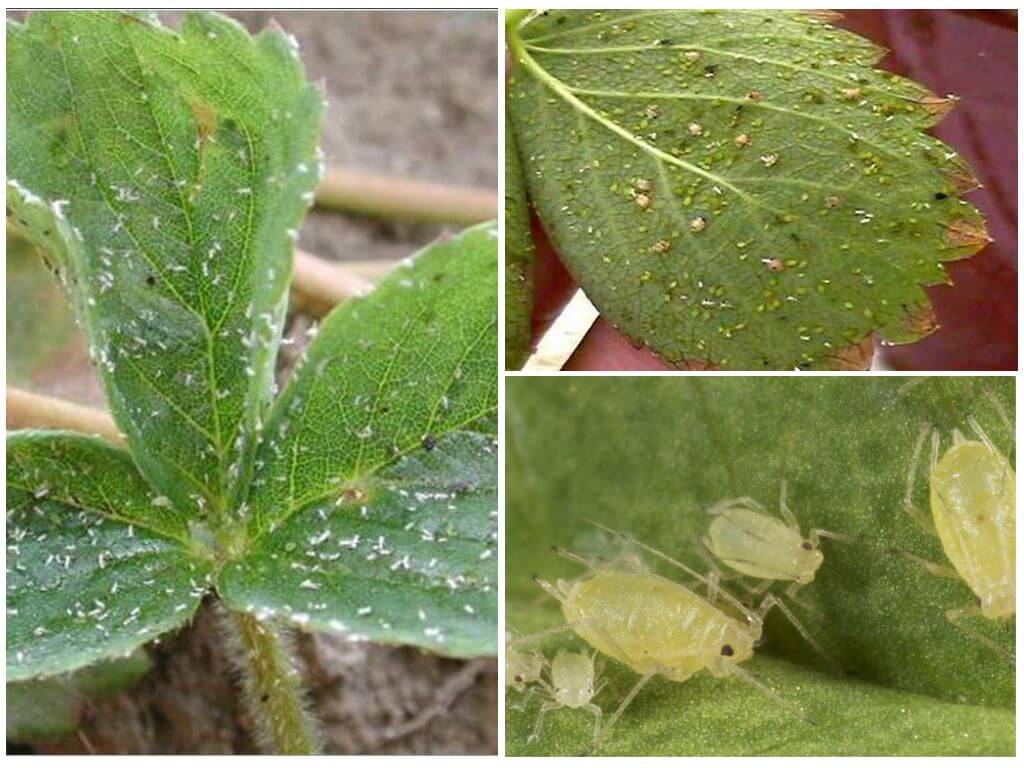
[6,229,90,390]
[507,10,988,370]
[7,11,324,517]
[505,114,536,370]
[7,432,210,681]
[220,223,500,657]
[505,377,1014,755]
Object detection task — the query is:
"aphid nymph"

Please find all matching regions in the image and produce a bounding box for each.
[702,481,846,664]
[506,630,544,693]
[527,649,605,744]
[900,401,1015,661]
[705,480,846,589]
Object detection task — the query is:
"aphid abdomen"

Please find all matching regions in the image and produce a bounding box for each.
[931,441,1016,619]
[562,570,751,681]
[708,508,805,581]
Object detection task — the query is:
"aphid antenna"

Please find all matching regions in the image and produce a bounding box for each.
[531,575,567,606]
[724,661,814,725]
[965,415,998,454]
[583,518,759,627]
[551,544,604,571]
[982,386,1013,433]
[929,427,941,473]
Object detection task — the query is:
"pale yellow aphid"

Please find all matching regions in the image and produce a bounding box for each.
[901,406,1015,662]
[506,630,544,693]
[514,521,809,753]
[702,481,847,664]
[528,650,605,744]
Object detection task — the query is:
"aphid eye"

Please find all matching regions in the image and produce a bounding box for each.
[514,674,524,682]
[720,644,734,656]
[801,541,813,551]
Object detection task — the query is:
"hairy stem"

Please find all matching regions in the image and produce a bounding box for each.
[222,609,322,755]
[316,166,496,225]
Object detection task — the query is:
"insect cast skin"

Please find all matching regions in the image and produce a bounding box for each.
[513,521,809,753]
[901,407,1015,662]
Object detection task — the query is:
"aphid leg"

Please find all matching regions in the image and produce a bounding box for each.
[589,668,660,755]
[903,424,938,536]
[755,594,836,669]
[723,661,813,725]
[897,550,959,580]
[946,604,1014,666]
[585,519,759,626]
[807,528,851,546]
[584,702,603,745]
[781,581,825,618]
[529,701,561,743]
[510,682,541,711]
[778,479,799,530]
[704,568,722,606]
[734,578,774,597]
[707,495,767,517]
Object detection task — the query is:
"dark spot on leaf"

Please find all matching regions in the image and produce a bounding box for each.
[146,275,156,287]
[721,644,734,656]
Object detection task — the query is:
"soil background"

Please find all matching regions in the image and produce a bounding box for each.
[7,9,498,755]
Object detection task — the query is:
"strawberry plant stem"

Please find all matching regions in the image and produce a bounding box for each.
[292,249,373,315]
[226,610,322,755]
[316,166,496,224]
[6,388,122,444]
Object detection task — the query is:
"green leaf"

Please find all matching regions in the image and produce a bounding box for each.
[505,377,1014,755]
[7,11,324,518]
[506,10,988,370]
[5,229,90,389]
[505,114,535,370]
[7,431,212,681]
[6,649,151,742]
[219,223,499,657]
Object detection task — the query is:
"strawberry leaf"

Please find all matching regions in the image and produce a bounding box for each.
[7,11,323,517]
[220,223,499,657]
[7,431,212,681]
[507,10,988,369]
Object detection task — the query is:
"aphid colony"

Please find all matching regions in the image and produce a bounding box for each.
[508,411,1016,752]
[506,487,841,753]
